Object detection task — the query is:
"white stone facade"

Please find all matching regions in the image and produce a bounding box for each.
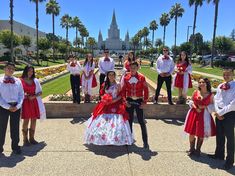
[0,20,46,56]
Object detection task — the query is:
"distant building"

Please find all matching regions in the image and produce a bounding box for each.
[97,10,131,52]
[0,20,46,56]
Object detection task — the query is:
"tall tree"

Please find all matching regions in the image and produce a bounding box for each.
[10,0,14,62]
[170,3,184,48]
[189,0,205,37]
[46,0,60,60]
[131,35,140,53]
[60,14,72,58]
[207,0,220,67]
[87,37,97,54]
[155,38,163,48]
[230,29,235,41]
[30,0,46,65]
[149,20,158,49]
[160,13,171,46]
[142,27,150,50]
[72,16,81,48]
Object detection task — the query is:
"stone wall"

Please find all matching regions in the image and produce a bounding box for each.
[44,102,189,119]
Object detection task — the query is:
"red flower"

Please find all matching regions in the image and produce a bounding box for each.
[101,93,113,104]
[101,134,106,140]
[111,123,115,128]
[114,136,119,141]
[96,123,101,127]
[220,83,230,90]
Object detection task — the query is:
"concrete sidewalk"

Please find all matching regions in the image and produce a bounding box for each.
[0,119,234,176]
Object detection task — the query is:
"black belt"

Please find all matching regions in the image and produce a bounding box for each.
[8,102,17,106]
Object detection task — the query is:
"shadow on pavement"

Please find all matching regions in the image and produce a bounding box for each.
[22,141,47,157]
[0,153,25,168]
[84,144,128,158]
[127,144,158,161]
[189,152,235,174]
[159,118,185,126]
[70,117,88,125]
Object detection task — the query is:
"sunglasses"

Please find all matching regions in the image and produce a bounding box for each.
[163,50,168,52]
[104,52,109,53]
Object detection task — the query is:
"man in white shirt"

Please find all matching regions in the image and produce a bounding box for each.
[208,68,235,170]
[154,47,175,105]
[67,55,82,104]
[0,62,24,155]
[98,49,115,90]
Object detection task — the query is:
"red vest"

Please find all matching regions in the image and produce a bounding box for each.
[122,72,149,103]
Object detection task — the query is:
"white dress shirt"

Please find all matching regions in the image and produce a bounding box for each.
[214,80,235,116]
[156,55,175,75]
[98,57,115,74]
[67,61,82,75]
[0,76,24,110]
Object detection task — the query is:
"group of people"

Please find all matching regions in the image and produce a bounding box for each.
[0,48,234,170]
[0,62,45,155]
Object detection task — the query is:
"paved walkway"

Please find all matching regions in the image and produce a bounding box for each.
[0,119,234,176]
[192,71,223,80]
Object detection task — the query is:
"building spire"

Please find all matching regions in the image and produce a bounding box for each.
[111,9,117,27]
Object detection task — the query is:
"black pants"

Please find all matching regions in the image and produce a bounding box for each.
[126,98,148,144]
[215,111,235,165]
[70,74,80,104]
[0,106,21,152]
[155,75,172,103]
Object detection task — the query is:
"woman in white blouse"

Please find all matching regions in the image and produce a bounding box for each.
[81,53,97,103]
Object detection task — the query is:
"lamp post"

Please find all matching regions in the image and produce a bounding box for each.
[187,26,192,42]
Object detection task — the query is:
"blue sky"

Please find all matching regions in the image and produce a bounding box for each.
[1,0,235,47]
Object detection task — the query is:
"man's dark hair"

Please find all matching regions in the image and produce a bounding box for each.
[130,61,139,67]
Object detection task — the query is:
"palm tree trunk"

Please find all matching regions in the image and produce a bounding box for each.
[211,2,219,68]
[174,17,177,47]
[10,0,14,63]
[75,27,78,48]
[152,30,154,48]
[191,4,198,55]
[163,26,166,46]
[66,26,68,59]
[52,14,55,61]
[36,1,39,65]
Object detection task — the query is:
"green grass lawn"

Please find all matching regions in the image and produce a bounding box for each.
[42,73,71,98]
[192,63,223,77]
[139,66,195,96]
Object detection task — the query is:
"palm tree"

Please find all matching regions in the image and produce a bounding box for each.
[207,0,220,67]
[149,20,158,48]
[71,16,81,48]
[142,27,150,50]
[30,0,46,65]
[189,0,205,38]
[170,3,184,48]
[155,38,163,48]
[10,0,14,62]
[60,14,72,58]
[160,13,171,46]
[137,30,144,49]
[87,37,96,55]
[46,0,60,61]
[131,35,140,53]
[79,25,89,48]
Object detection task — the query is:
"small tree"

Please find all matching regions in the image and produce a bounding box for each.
[214,36,233,55]
[0,30,21,62]
[180,42,192,55]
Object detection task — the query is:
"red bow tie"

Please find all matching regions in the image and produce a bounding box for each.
[3,78,15,84]
[163,56,169,60]
[104,58,110,62]
[220,83,230,90]
[70,63,76,67]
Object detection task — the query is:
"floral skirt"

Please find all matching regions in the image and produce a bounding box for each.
[84,114,133,145]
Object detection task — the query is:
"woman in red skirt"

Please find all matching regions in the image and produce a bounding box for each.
[174,51,192,104]
[184,78,216,156]
[20,66,46,146]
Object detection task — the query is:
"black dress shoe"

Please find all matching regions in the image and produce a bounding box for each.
[153,101,158,105]
[168,102,174,105]
[207,154,224,160]
[223,163,233,170]
[12,148,22,155]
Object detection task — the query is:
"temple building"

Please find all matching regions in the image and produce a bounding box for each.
[97,10,131,51]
